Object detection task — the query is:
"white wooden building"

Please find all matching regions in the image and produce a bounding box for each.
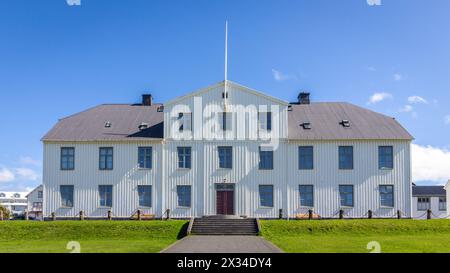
[412,185,447,219]
[26,185,43,220]
[42,81,413,219]
[0,191,28,217]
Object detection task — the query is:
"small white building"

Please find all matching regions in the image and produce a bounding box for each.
[445,180,450,218]
[412,185,447,219]
[26,185,43,220]
[0,191,28,217]
[41,81,414,219]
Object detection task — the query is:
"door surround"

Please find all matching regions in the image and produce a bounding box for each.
[215,183,235,215]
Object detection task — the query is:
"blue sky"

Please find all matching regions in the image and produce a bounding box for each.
[1,0,450,191]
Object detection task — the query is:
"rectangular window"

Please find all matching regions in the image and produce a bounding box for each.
[33,202,43,210]
[298,146,314,170]
[380,185,394,207]
[259,185,274,207]
[218,146,233,169]
[137,185,152,207]
[299,185,314,207]
[99,185,113,207]
[379,146,394,170]
[339,146,354,170]
[177,147,192,169]
[177,185,191,207]
[219,112,232,131]
[339,185,354,207]
[417,197,430,211]
[258,112,272,131]
[99,147,113,170]
[259,148,274,170]
[439,197,446,211]
[60,147,75,170]
[38,191,43,199]
[60,185,74,207]
[138,147,152,169]
[178,112,192,132]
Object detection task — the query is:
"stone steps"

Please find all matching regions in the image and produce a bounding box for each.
[190,217,259,236]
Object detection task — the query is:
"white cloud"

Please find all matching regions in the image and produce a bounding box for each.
[412,144,450,184]
[368,92,393,104]
[66,0,81,6]
[399,105,413,113]
[15,168,39,181]
[0,168,15,183]
[445,115,450,125]
[271,69,296,81]
[408,96,428,104]
[393,73,403,81]
[367,0,381,6]
[19,156,41,166]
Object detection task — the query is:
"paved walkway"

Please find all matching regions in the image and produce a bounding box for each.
[161,235,283,253]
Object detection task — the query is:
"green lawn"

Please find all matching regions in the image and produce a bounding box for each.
[0,220,188,253]
[260,219,450,253]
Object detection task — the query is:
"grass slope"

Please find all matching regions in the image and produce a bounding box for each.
[0,220,188,253]
[260,219,450,253]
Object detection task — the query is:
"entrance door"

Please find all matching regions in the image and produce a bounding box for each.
[216,190,234,215]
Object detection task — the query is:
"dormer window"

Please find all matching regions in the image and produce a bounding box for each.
[104,122,112,128]
[178,112,192,132]
[13,193,20,198]
[258,112,272,131]
[0,193,5,198]
[219,112,232,131]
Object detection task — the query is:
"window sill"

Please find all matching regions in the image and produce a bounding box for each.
[259,206,274,209]
[60,169,75,171]
[340,206,354,209]
[60,206,73,209]
[177,206,191,209]
[379,168,393,171]
[99,206,112,209]
[138,168,152,171]
[380,206,394,209]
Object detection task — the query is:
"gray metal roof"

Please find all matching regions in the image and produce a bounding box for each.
[42,104,164,141]
[288,102,413,140]
[412,186,446,196]
[43,100,413,142]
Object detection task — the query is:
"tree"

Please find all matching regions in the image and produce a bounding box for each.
[0,205,10,220]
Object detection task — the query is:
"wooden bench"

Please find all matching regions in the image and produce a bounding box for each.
[295,213,320,219]
[131,213,156,220]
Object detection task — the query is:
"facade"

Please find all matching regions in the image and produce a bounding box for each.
[412,185,447,219]
[0,191,28,217]
[26,185,44,220]
[42,81,413,219]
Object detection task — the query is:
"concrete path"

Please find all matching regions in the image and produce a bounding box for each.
[161,235,283,253]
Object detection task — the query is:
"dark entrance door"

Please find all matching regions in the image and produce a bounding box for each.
[216,190,234,215]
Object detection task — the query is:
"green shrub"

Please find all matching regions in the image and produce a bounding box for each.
[0,205,10,220]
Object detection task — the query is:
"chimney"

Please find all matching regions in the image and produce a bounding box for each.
[142,94,152,106]
[298,92,310,104]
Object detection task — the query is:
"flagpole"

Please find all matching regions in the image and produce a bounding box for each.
[224,21,228,110]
